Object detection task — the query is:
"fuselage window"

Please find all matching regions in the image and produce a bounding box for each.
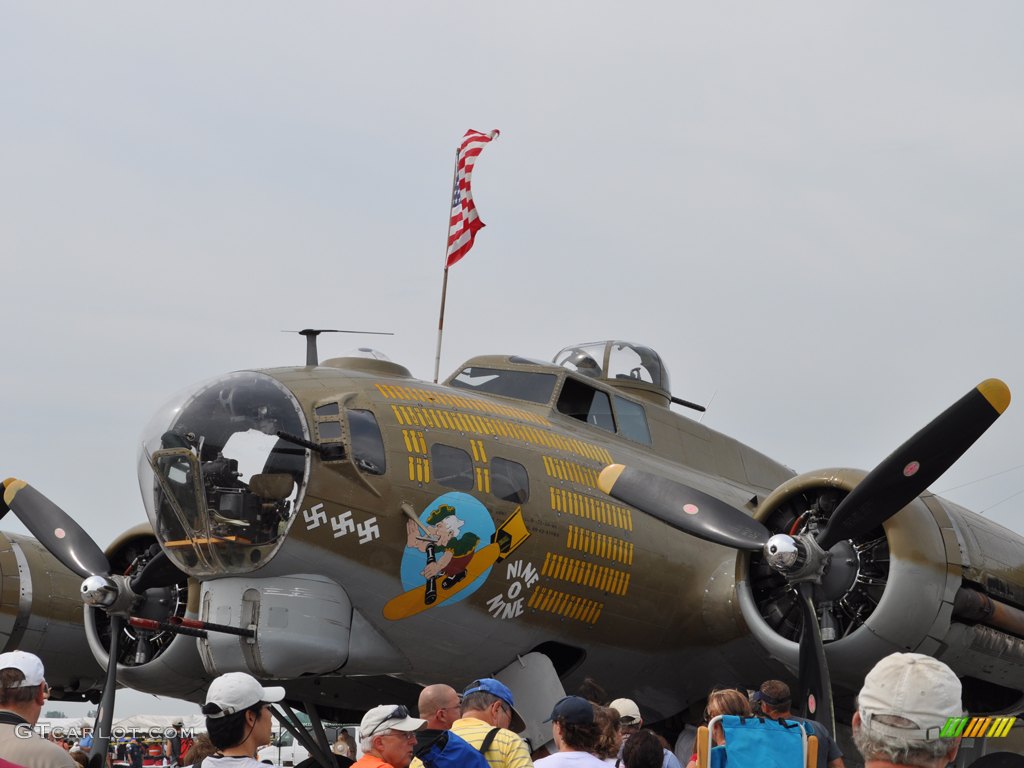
[430,443,474,490]
[556,377,615,432]
[317,420,343,440]
[347,409,386,475]
[614,395,652,445]
[491,457,529,503]
[316,402,344,452]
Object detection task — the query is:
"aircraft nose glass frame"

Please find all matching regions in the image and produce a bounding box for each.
[138,372,310,577]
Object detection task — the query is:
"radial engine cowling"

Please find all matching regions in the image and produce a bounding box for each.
[737,468,1024,713]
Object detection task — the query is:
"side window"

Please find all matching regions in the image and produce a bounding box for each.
[430,444,474,490]
[556,377,615,432]
[491,457,529,503]
[614,396,652,445]
[347,409,386,475]
[315,402,344,444]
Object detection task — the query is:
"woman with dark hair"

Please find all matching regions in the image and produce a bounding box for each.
[621,730,663,768]
[199,672,285,768]
[535,696,606,768]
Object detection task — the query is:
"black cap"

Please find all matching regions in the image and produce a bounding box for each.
[545,696,595,725]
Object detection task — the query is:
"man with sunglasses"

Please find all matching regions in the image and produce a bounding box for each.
[0,651,75,768]
[355,704,427,768]
[451,679,532,768]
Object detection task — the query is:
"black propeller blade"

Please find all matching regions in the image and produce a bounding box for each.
[795,583,835,737]
[130,549,185,593]
[816,378,1010,550]
[598,464,771,551]
[2,479,113,579]
[87,615,123,768]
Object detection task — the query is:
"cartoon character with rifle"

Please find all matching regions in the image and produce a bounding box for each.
[405,504,480,603]
[384,493,530,621]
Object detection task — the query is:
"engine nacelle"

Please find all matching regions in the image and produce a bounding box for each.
[0,531,105,699]
[736,469,1024,713]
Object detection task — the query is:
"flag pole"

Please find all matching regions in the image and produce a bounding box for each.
[433,146,460,383]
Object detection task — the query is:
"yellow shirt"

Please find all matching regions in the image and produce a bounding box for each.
[450,717,533,768]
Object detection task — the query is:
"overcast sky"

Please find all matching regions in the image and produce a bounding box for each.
[3,3,1023,718]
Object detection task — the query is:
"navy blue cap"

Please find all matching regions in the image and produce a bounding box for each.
[545,696,595,725]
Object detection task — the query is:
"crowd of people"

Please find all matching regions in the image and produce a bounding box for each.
[319,656,966,768]
[1,649,973,768]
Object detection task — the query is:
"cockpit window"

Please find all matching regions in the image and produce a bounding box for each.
[614,395,652,445]
[556,377,615,432]
[139,372,308,577]
[348,409,386,475]
[450,366,556,404]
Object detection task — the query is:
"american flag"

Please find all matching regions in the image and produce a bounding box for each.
[445,129,500,268]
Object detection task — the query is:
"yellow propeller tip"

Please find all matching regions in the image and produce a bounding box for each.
[598,464,625,495]
[978,379,1011,415]
[3,478,26,505]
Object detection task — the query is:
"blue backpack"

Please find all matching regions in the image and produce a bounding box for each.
[416,728,498,768]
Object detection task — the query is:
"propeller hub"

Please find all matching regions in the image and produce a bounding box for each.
[81,575,119,607]
[765,534,801,570]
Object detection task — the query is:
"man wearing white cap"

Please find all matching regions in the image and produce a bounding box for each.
[608,699,680,768]
[353,704,426,768]
[0,650,75,768]
[200,672,286,768]
[852,652,963,768]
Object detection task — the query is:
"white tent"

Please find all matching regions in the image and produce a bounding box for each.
[111,714,206,734]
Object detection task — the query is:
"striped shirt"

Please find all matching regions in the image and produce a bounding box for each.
[451,717,533,768]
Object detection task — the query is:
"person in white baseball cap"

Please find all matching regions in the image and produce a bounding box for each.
[200,672,285,768]
[0,650,76,768]
[852,652,964,768]
[353,705,426,768]
[609,698,681,768]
